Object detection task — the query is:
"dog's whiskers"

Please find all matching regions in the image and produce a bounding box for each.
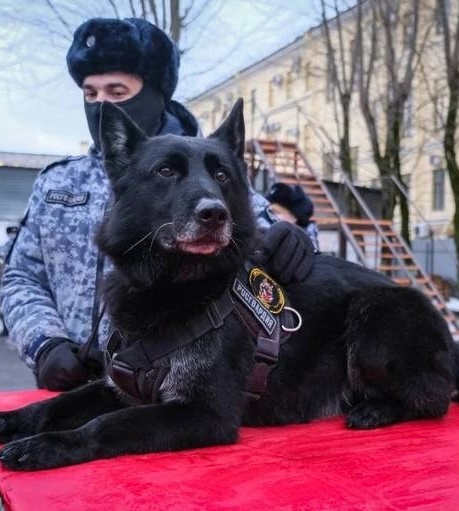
[123,222,174,255]
[123,231,154,255]
[149,222,174,252]
[230,237,243,258]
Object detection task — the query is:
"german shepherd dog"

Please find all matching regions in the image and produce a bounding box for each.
[0,100,457,471]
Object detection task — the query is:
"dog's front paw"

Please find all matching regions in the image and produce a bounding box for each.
[346,399,402,429]
[0,411,21,443]
[0,431,86,471]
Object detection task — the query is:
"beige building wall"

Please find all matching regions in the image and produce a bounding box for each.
[186,0,455,240]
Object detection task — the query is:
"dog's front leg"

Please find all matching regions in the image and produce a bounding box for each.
[0,380,125,443]
[0,402,239,471]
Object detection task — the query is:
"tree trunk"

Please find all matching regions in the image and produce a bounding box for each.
[398,190,410,245]
[379,159,396,219]
[444,77,459,282]
[169,0,181,44]
[339,97,361,217]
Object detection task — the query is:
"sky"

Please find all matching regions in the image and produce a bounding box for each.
[0,0,318,156]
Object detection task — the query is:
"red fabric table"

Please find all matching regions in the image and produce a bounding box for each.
[1,390,459,511]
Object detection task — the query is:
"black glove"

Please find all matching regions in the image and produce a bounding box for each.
[254,221,315,285]
[35,338,103,391]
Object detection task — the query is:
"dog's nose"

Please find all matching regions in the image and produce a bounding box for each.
[195,198,228,226]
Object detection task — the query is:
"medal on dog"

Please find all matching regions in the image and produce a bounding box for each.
[249,268,285,314]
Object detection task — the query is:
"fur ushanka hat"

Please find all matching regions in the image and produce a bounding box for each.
[266,183,314,227]
[67,17,180,100]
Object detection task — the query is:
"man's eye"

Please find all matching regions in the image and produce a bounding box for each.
[215,169,228,183]
[157,166,176,178]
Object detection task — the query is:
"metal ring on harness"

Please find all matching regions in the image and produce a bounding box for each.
[281,306,303,332]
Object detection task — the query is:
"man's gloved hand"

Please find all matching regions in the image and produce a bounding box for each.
[35,337,103,391]
[254,221,315,285]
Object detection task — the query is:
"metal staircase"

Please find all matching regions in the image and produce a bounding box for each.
[245,138,459,339]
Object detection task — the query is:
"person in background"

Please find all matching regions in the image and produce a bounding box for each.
[0,17,314,391]
[265,182,320,252]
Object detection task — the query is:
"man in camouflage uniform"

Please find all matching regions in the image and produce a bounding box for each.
[0,17,314,391]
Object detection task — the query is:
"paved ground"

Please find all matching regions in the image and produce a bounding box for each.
[0,335,36,391]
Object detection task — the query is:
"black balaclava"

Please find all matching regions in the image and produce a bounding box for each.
[84,83,166,151]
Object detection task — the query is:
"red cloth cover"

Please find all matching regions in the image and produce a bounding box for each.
[1,390,459,511]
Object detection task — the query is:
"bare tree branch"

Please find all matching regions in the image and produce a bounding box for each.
[106,0,120,18]
[44,0,74,37]
[127,0,138,16]
[148,0,159,25]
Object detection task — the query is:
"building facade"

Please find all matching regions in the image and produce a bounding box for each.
[186,0,456,253]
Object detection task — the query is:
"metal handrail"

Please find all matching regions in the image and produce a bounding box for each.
[340,173,420,282]
[270,141,368,264]
[389,174,459,274]
[249,135,458,335]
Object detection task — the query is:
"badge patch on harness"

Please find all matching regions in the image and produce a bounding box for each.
[232,278,276,335]
[248,268,285,314]
[46,190,89,206]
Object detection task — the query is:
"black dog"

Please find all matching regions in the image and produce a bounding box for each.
[0,100,457,471]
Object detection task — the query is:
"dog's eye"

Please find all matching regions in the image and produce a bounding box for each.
[157,166,176,178]
[215,170,229,183]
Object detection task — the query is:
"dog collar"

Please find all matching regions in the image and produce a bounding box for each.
[105,264,302,403]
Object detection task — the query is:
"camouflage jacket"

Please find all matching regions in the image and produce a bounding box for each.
[0,107,273,368]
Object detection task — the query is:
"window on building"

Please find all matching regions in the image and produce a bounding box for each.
[250,89,257,117]
[326,59,334,102]
[435,0,451,34]
[351,146,359,182]
[323,151,336,179]
[433,79,446,132]
[268,81,274,108]
[349,38,360,90]
[286,71,294,100]
[372,96,385,126]
[432,168,445,211]
[304,62,311,91]
[291,55,302,75]
[403,12,415,49]
[303,124,312,153]
[402,97,413,137]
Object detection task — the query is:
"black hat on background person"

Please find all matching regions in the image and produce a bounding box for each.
[66,17,196,150]
[67,17,180,100]
[266,183,314,227]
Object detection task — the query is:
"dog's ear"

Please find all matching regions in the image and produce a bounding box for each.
[209,98,245,159]
[100,101,147,183]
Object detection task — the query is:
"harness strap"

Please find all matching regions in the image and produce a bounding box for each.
[105,265,301,403]
[106,291,235,403]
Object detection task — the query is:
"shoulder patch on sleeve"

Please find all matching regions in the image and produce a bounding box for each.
[39,155,85,176]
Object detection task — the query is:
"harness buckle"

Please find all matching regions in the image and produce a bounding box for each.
[255,335,279,365]
[109,359,141,400]
[246,362,272,399]
[206,300,224,329]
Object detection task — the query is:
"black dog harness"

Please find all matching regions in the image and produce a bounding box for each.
[105,264,302,403]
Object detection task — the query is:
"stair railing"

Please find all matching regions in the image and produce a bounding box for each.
[389,174,459,277]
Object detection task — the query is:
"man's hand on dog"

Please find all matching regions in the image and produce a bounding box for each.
[35,338,103,391]
[254,221,315,285]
